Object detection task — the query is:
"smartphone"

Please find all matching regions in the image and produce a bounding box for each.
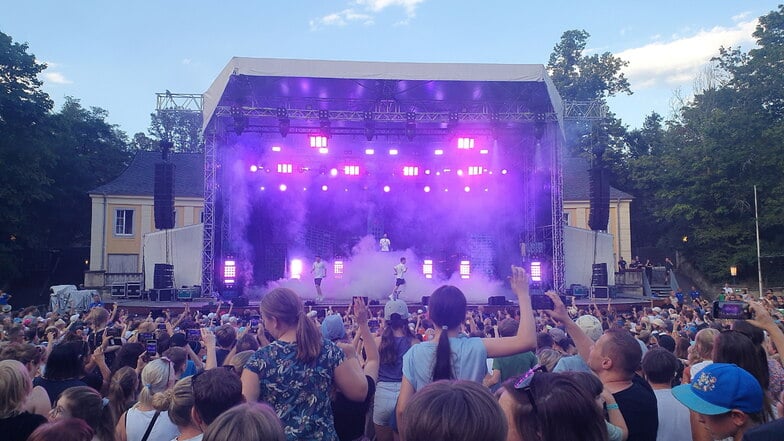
[145,340,158,357]
[530,295,569,311]
[186,328,201,342]
[106,327,121,338]
[139,332,153,342]
[250,318,259,333]
[157,323,167,330]
[712,301,752,320]
[368,319,379,334]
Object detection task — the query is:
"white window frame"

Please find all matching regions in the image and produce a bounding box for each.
[114,208,134,236]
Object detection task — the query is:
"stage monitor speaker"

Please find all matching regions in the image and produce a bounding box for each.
[589,166,610,231]
[593,287,609,298]
[488,296,507,305]
[591,263,608,286]
[154,162,175,230]
[421,296,430,306]
[152,288,173,302]
[153,263,174,289]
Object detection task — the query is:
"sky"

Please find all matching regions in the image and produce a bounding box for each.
[2,1,780,137]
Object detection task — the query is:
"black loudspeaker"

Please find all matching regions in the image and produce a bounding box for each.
[593,287,609,298]
[152,288,173,301]
[591,263,608,286]
[153,263,174,289]
[588,166,610,231]
[488,296,507,305]
[154,162,175,230]
[421,296,430,306]
[232,297,249,307]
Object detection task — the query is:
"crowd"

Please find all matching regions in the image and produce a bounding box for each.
[1,269,783,441]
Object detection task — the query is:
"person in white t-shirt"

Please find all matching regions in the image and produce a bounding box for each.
[379,233,391,252]
[312,256,327,301]
[390,257,407,300]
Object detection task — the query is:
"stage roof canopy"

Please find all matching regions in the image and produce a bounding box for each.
[202,57,565,137]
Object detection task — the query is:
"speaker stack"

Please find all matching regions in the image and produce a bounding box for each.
[592,263,609,298]
[154,162,175,230]
[588,166,610,231]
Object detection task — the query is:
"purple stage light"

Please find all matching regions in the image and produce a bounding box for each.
[425,169,431,175]
[344,165,360,176]
[259,186,266,191]
[319,147,329,154]
[279,184,287,191]
[423,259,433,279]
[333,260,344,279]
[223,259,237,285]
[365,148,375,155]
[271,146,282,152]
[310,136,328,148]
[389,149,399,156]
[330,168,339,177]
[403,166,419,176]
[457,137,475,149]
[457,169,464,176]
[479,149,489,155]
[464,186,470,192]
[249,165,258,172]
[321,185,328,191]
[530,261,542,282]
[290,259,303,279]
[501,169,509,175]
[459,260,471,279]
[423,185,431,193]
[383,185,391,193]
[434,149,444,156]
[277,163,293,174]
[468,166,483,176]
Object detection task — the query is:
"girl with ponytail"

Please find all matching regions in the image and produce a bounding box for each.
[396,266,536,425]
[241,288,367,441]
[115,358,179,441]
[52,386,115,441]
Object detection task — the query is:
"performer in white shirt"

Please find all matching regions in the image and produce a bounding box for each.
[391,257,407,300]
[311,256,326,301]
[379,233,391,252]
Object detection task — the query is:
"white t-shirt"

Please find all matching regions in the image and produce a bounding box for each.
[312,261,326,279]
[394,263,407,279]
[380,237,391,252]
[125,407,179,441]
[689,359,713,381]
[653,389,692,441]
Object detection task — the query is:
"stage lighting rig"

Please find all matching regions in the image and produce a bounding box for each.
[277,107,290,138]
[405,111,416,141]
[231,106,246,136]
[319,110,331,138]
[364,111,375,141]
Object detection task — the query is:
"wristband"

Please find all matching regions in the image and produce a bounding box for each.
[606,403,619,410]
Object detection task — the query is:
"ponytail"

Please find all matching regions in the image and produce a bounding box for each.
[295,310,322,364]
[428,285,467,382]
[432,326,454,381]
[261,288,323,365]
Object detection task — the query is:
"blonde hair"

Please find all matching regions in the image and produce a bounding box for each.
[0,359,32,418]
[203,403,285,441]
[228,350,255,374]
[139,358,174,406]
[153,376,194,428]
[694,328,720,360]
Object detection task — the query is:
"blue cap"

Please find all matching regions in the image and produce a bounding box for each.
[320,314,346,341]
[672,363,763,415]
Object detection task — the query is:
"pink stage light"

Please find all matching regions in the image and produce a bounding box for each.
[423,259,433,279]
[389,149,399,156]
[457,169,464,176]
[479,149,489,155]
[425,169,431,175]
[383,185,391,193]
[459,260,471,279]
[330,168,339,177]
[290,259,303,279]
[279,184,287,191]
[530,261,542,282]
[333,260,344,279]
[468,166,483,176]
[423,185,431,193]
[403,166,419,176]
[365,148,375,155]
[457,138,475,149]
[501,169,509,175]
[249,165,258,172]
[319,147,329,154]
[464,186,471,192]
[434,149,444,156]
[271,146,282,152]
[277,163,293,174]
[223,259,237,285]
[259,186,266,191]
[310,136,328,148]
[321,185,328,191]
[344,165,360,176]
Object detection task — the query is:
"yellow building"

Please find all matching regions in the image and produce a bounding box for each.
[85,151,203,288]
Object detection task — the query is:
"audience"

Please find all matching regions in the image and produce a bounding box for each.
[28,418,95,441]
[642,348,690,441]
[115,358,179,441]
[202,403,285,441]
[51,386,116,441]
[0,359,48,441]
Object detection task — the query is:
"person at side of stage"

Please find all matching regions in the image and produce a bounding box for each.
[379,233,391,252]
[390,257,407,301]
[312,256,327,302]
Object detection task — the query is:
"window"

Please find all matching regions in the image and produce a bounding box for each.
[114,209,134,236]
[563,212,570,226]
[200,209,205,223]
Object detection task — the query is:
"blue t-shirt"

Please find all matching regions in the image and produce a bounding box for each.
[402,334,487,391]
[245,338,345,441]
[553,354,593,373]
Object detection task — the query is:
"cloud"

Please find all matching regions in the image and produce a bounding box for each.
[617,18,758,90]
[310,0,426,30]
[182,58,192,65]
[42,72,73,84]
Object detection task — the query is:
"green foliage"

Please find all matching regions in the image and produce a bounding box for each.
[148,110,203,153]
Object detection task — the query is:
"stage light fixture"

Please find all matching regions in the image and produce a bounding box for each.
[389,149,399,156]
[310,136,328,148]
[403,166,419,176]
[405,112,416,141]
[383,185,391,193]
[491,113,501,140]
[344,165,360,176]
[423,259,433,279]
[259,186,266,191]
[425,169,431,175]
[231,106,247,136]
[319,109,331,138]
[530,261,542,282]
[223,259,237,286]
[334,260,344,279]
[459,260,471,279]
[290,259,303,279]
[330,168,339,177]
[501,169,509,175]
[279,184,287,191]
[277,107,290,138]
[249,165,258,173]
[321,185,328,191]
[319,147,329,154]
[448,112,459,134]
[271,146,282,152]
[365,148,375,155]
[364,111,375,141]
[423,185,431,193]
[457,169,464,176]
[434,149,444,156]
[468,166,483,176]
[464,186,470,192]
[277,163,293,174]
[480,149,489,155]
[457,137,475,149]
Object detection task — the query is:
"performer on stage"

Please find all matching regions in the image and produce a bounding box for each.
[391,257,407,300]
[379,233,391,252]
[311,256,326,301]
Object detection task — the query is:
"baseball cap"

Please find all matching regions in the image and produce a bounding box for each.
[575,314,603,342]
[384,300,410,320]
[548,327,567,343]
[652,318,666,328]
[672,363,763,415]
[320,314,346,341]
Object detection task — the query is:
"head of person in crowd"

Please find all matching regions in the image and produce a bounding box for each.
[228,350,255,375]
[575,314,604,342]
[162,346,190,378]
[154,376,200,437]
[693,328,720,361]
[192,366,245,429]
[379,299,414,364]
[401,380,506,441]
[588,328,642,381]
[500,370,608,441]
[51,386,114,441]
[673,363,764,440]
[712,330,773,422]
[536,331,555,352]
[203,402,285,441]
[260,287,322,364]
[214,324,236,349]
[535,348,563,373]
[0,359,33,419]
[0,342,44,379]
[139,358,177,407]
[107,367,138,424]
[656,334,676,353]
[86,307,109,330]
[428,285,467,381]
[43,341,86,380]
[642,348,679,387]
[28,418,94,441]
[320,314,347,342]
[235,333,260,353]
[109,342,145,374]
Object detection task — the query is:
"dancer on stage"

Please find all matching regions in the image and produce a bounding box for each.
[391,257,407,300]
[312,256,326,301]
[379,233,391,252]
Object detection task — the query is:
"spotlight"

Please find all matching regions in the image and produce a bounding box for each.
[249,165,258,173]
[479,149,489,155]
[271,146,282,152]
[319,109,331,138]
[464,186,470,192]
[459,260,471,279]
[277,107,290,138]
[319,147,328,154]
[448,112,459,134]
[424,185,431,193]
[344,165,360,176]
[365,148,375,155]
[276,163,293,174]
[389,149,399,156]
[405,111,416,141]
[423,259,433,279]
[279,184,287,191]
[330,168,338,177]
[501,169,509,175]
[321,185,328,191]
[468,166,483,176]
[290,259,303,279]
[364,111,375,141]
[434,149,444,156]
[457,169,464,176]
[383,185,391,193]
[334,260,344,279]
[403,166,419,177]
[530,261,542,282]
[425,169,431,175]
[457,137,475,149]
[223,259,237,286]
[310,136,328,148]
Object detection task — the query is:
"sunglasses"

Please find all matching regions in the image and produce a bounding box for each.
[514,364,547,414]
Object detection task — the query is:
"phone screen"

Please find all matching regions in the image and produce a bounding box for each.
[186,328,200,342]
[146,340,157,357]
[139,332,153,342]
[368,319,379,334]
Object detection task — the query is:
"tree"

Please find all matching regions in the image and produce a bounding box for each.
[148,110,203,153]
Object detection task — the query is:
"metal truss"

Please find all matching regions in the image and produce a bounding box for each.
[156,93,203,112]
[201,127,218,298]
[563,100,607,121]
[550,130,566,294]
